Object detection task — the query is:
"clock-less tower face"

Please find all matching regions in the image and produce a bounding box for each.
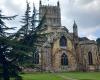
[39,1,61,27]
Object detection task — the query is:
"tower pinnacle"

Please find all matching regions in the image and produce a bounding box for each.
[57,1,60,7]
[39,0,42,6]
[73,20,78,37]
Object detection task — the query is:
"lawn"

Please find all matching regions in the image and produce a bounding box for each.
[21,73,62,80]
[21,72,100,80]
[61,72,100,80]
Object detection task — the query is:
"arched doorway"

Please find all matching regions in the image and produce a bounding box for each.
[88,52,93,65]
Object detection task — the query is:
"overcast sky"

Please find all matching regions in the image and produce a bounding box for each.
[0,0,100,40]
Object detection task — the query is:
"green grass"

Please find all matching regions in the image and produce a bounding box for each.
[21,73,62,80]
[61,72,100,80]
[20,72,100,80]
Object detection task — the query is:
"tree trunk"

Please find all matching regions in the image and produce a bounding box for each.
[0,52,9,80]
[3,62,10,80]
[0,46,10,80]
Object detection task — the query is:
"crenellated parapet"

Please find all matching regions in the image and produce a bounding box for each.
[39,0,61,27]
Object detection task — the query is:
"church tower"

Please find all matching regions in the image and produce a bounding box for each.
[39,0,61,27]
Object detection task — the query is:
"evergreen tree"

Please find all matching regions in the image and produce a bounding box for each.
[0,10,18,80]
[96,38,100,47]
[20,1,31,36]
[96,38,100,55]
[31,3,37,31]
[0,1,47,79]
[14,2,47,69]
[0,10,17,36]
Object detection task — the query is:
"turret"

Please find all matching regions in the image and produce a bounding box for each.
[73,21,79,46]
[57,1,60,7]
[39,0,42,6]
[73,21,78,37]
[73,21,83,71]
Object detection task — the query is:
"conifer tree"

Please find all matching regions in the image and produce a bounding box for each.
[96,38,100,47]
[0,1,47,79]
[15,1,47,68]
[0,10,17,36]
[0,10,18,80]
[31,3,37,31]
[96,38,100,55]
[20,1,31,36]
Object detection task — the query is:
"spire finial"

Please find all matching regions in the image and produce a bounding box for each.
[73,20,78,36]
[73,20,77,28]
[40,0,42,5]
[57,1,60,7]
[74,20,75,23]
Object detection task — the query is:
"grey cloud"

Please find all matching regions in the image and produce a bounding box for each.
[76,0,94,5]
[62,0,100,28]
[4,0,25,14]
[67,9,100,27]
[0,0,99,40]
[60,0,100,40]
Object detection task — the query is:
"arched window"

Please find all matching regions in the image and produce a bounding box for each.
[88,52,93,65]
[60,36,67,47]
[33,52,39,64]
[61,53,68,65]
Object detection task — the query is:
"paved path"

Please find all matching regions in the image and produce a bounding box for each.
[56,74,78,80]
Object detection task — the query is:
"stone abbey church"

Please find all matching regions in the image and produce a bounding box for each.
[33,1,100,72]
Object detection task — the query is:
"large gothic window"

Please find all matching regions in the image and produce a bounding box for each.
[60,36,67,47]
[33,52,39,64]
[61,53,68,65]
[88,52,93,65]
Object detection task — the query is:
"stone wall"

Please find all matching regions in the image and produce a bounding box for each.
[79,41,99,71]
[51,34,77,71]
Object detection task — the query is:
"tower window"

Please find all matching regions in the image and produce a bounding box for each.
[60,36,67,47]
[61,53,68,65]
[88,52,93,65]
